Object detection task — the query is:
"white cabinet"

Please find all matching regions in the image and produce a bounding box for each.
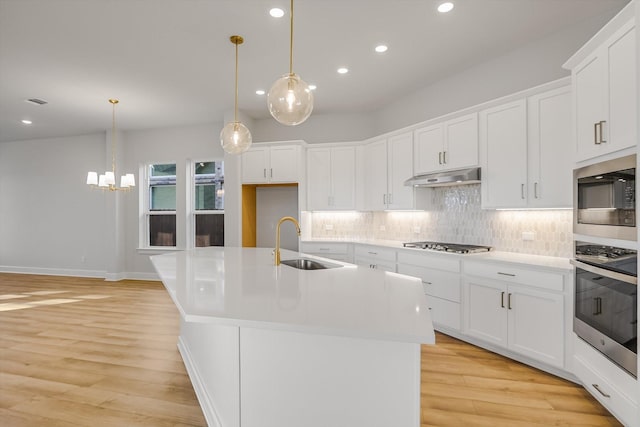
[397,250,462,331]
[364,133,414,211]
[565,17,636,161]
[307,146,356,210]
[300,242,353,263]
[480,99,528,208]
[463,260,566,369]
[527,86,573,208]
[354,245,396,272]
[242,144,301,184]
[481,85,572,209]
[413,112,478,175]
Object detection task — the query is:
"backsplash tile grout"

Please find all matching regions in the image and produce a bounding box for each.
[303,184,572,258]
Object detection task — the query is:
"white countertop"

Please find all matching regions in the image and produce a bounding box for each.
[151,247,435,344]
[302,239,573,272]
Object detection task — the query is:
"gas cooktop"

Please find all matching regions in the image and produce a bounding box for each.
[402,241,492,254]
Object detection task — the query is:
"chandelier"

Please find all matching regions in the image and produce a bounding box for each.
[86,99,135,191]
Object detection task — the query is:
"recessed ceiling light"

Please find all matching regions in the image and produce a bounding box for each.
[270,7,285,18]
[21,119,32,125]
[256,90,265,95]
[337,67,349,74]
[375,44,388,53]
[437,2,454,13]
[308,84,317,90]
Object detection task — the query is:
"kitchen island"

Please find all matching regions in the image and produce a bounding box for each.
[151,247,435,427]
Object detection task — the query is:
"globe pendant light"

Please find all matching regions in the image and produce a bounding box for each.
[267,0,313,126]
[220,35,252,154]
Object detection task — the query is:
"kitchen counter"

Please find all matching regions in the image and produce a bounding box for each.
[151,247,434,427]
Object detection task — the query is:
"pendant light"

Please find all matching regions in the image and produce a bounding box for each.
[267,0,313,126]
[86,99,135,191]
[220,35,252,154]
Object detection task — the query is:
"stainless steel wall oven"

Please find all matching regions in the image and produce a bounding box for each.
[572,241,637,377]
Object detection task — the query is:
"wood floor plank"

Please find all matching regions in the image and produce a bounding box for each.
[0,273,623,426]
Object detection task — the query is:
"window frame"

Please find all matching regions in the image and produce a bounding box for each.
[140,161,178,250]
[189,159,225,248]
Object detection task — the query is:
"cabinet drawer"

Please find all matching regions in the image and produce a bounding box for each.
[573,355,637,426]
[397,251,461,273]
[426,296,461,331]
[300,242,349,255]
[397,264,460,303]
[354,245,396,262]
[463,261,564,292]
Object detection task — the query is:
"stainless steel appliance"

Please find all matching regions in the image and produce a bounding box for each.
[574,154,636,240]
[572,241,637,377]
[402,241,491,254]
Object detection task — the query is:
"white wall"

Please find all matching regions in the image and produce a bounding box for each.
[0,133,107,276]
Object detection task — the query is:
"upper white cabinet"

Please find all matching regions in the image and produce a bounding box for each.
[307,145,356,210]
[364,132,414,210]
[480,99,528,208]
[414,112,478,175]
[242,144,301,184]
[481,84,572,209]
[564,12,636,161]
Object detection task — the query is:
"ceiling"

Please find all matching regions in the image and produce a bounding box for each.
[0,0,631,143]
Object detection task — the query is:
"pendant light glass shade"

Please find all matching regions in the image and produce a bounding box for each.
[220,35,252,154]
[268,73,313,126]
[220,121,252,154]
[267,0,313,126]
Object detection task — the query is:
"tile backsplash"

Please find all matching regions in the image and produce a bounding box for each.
[303,184,573,258]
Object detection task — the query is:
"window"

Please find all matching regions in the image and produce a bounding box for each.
[147,163,176,247]
[193,161,224,247]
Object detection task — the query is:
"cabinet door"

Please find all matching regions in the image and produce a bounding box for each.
[307,148,331,210]
[607,24,636,154]
[443,113,478,170]
[463,278,507,347]
[574,53,606,161]
[269,145,299,183]
[242,147,269,183]
[507,284,564,368]
[330,146,356,209]
[527,86,572,208]
[364,139,388,211]
[387,132,414,210]
[413,124,443,174]
[480,99,528,208]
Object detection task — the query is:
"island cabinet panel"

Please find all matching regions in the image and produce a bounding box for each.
[239,327,421,427]
[462,260,566,369]
[397,250,462,331]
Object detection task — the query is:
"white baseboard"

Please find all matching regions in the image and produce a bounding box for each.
[0,266,160,282]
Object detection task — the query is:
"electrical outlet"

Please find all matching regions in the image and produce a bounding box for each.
[325,224,334,230]
[522,231,535,241]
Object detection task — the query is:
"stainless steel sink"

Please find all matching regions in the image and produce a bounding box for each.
[280,258,342,270]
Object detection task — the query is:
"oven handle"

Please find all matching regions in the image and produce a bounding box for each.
[570,259,637,285]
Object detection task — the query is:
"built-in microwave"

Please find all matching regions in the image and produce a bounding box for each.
[574,154,636,241]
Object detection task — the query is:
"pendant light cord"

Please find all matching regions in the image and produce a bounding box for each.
[110,99,118,177]
[234,40,239,123]
[289,0,294,75]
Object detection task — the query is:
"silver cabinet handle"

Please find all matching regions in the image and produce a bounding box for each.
[521,184,525,199]
[368,251,378,255]
[383,194,386,205]
[263,168,267,178]
[319,248,330,251]
[438,152,442,165]
[598,120,607,143]
[534,182,539,199]
[508,293,512,310]
[592,384,610,398]
[498,272,516,277]
[423,281,432,285]
[501,291,505,308]
[388,193,393,204]
[270,168,273,178]
[594,122,600,145]
[443,151,447,164]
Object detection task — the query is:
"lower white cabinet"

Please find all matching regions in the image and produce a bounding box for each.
[463,260,566,369]
[354,245,396,272]
[299,242,353,263]
[397,250,462,331]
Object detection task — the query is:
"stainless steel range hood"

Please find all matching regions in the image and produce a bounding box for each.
[404,167,481,187]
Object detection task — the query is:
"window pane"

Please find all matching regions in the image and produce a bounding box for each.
[149,215,176,246]
[149,163,176,211]
[195,214,224,246]
[195,161,224,210]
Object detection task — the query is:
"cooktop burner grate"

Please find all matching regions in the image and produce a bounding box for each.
[402,241,492,254]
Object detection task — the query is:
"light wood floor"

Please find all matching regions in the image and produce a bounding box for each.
[0,273,622,427]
